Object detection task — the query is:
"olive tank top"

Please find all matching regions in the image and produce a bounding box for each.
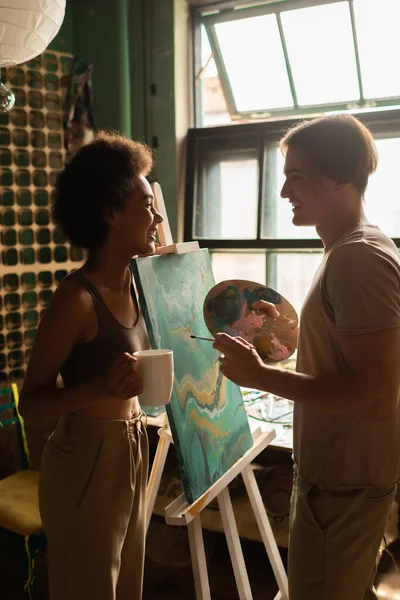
[60,269,150,387]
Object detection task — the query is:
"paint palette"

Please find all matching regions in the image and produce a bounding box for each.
[203,279,298,363]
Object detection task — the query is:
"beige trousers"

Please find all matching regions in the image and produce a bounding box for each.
[39,413,149,600]
[288,471,396,600]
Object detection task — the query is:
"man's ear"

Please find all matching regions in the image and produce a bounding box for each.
[335,180,351,193]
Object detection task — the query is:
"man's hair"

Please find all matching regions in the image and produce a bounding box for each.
[53,131,154,249]
[280,114,378,195]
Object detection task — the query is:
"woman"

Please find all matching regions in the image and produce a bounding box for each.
[19,131,163,600]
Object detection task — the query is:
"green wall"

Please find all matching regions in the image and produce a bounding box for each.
[145,1,178,240]
[48,1,74,54]
[50,0,179,239]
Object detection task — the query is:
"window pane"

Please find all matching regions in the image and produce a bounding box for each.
[211,252,266,284]
[281,2,359,106]
[268,252,323,316]
[210,251,322,317]
[195,148,259,239]
[364,137,400,238]
[354,0,400,100]
[219,159,258,237]
[262,146,318,240]
[215,15,294,112]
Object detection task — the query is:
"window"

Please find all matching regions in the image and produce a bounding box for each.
[194,0,400,127]
[363,137,400,237]
[187,1,400,316]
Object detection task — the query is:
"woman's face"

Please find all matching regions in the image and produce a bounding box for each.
[110,175,163,256]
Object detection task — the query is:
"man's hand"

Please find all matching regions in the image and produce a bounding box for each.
[213,333,267,388]
[252,299,299,354]
[251,300,280,320]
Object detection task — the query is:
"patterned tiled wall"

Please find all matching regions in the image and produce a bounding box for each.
[0,51,84,386]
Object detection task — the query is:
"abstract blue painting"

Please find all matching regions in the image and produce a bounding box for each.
[133,249,253,503]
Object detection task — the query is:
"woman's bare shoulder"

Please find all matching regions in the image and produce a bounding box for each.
[44,271,95,322]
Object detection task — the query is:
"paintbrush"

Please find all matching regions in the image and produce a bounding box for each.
[190,334,215,343]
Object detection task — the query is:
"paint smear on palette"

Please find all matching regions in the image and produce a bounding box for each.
[204,279,298,363]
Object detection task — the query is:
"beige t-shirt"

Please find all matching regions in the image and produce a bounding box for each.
[294,222,400,487]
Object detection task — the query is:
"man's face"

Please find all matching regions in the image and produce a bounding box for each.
[280,147,337,228]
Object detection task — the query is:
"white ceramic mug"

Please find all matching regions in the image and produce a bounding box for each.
[133,349,174,407]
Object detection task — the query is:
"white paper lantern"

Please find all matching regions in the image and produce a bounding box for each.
[0,0,66,68]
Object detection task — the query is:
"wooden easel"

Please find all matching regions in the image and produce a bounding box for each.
[145,183,289,600]
[146,413,170,531]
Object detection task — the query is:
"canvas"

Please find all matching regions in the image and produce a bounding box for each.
[132,250,253,503]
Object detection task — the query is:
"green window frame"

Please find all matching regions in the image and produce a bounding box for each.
[192,0,400,125]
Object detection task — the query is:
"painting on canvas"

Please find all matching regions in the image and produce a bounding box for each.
[132,249,253,503]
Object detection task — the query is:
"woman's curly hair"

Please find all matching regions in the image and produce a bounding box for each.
[53,131,154,249]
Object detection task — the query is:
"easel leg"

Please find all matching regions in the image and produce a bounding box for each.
[217,487,253,600]
[146,434,170,532]
[187,516,211,600]
[241,464,289,600]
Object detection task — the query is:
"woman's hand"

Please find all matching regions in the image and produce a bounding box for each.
[102,353,143,399]
[213,333,267,389]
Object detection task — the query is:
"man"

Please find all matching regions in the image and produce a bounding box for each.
[213,114,400,599]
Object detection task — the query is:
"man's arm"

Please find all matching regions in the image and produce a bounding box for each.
[214,326,400,421]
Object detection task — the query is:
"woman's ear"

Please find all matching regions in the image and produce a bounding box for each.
[103,207,117,226]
